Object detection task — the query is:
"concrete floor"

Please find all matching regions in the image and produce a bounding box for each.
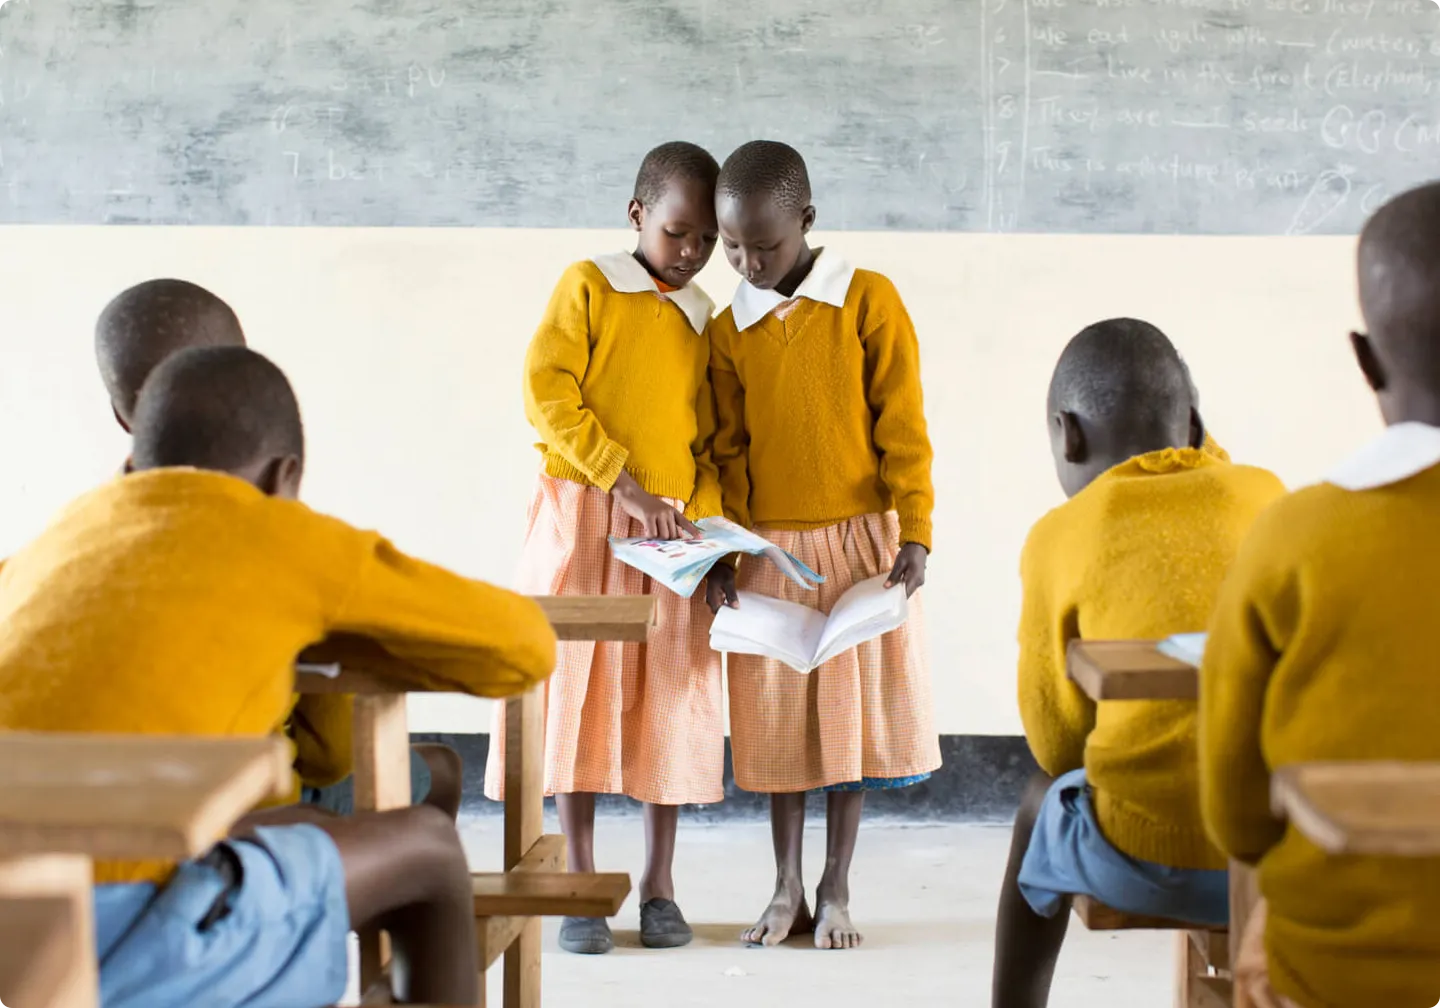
[455,818,1174,1007]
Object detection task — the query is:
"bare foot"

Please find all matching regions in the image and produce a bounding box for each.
[814,896,862,950]
[741,883,813,947]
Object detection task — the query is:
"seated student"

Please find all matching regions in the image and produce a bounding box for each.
[0,345,556,1008]
[991,319,1286,1008]
[1201,182,1440,1008]
[95,278,463,818]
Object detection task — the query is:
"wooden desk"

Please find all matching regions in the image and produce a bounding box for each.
[0,733,293,859]
[1273,762,1440,857]
[1066,640,1198,701]
[0,897,77,1008]
[0,733,293,1008]
[296,594,653,1008]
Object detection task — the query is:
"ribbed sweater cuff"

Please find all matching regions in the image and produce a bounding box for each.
[898,511,933,552]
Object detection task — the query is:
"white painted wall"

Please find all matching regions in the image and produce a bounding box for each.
[0,226,1375,734]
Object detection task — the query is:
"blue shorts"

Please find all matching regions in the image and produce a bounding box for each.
[301,746,432,815]
[94,824,350,1008]
[1017,769,1229,928]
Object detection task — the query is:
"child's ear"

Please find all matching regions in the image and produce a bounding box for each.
[627,198,645,232]
[1350,331,1387,393]
[800,205,817,234]
[1189,406,1206,450]
[258,455,304,500]
[1055,411,1087,464]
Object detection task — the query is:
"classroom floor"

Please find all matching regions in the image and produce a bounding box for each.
[450,818,1174,1007]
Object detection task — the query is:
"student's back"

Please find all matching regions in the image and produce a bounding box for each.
[0,468,542,734]
[0,347,555,887]
[1203,182,1440,1008]
[1020,447,1282,865]
[0,345,554,1008]
[994,318,1284,1008]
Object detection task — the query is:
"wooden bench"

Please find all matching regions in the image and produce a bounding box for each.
[297,594,652,1008]
[1064,640,1243,1008]
[0,732,293,1008]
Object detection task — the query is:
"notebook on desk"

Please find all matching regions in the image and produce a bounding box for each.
[1157,633,1206,667]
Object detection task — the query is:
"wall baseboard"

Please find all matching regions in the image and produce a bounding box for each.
[413,733,1038,822]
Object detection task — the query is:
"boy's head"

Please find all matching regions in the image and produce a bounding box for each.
[129,346,305,499]
[1047,318,1198,498]
[95,279,245,431]
[627,141,720,289]
[1353,181,1440,426]
[715,140,816,291]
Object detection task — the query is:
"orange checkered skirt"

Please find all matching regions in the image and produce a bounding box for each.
[482,474,724,806]
[728,513,942,793]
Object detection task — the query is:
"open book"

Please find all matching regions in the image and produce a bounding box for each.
[710,575,907,674]
[1157,633,1206,667]
[610,516,823,599]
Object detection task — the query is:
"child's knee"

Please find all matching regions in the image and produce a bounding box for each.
[414,742,463,787]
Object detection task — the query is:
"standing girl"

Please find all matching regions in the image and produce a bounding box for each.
[484,142,726,955]
[706,140,943,950]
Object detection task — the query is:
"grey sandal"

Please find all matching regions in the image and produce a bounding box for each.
[640,898,693,949]
[559,916,614,955]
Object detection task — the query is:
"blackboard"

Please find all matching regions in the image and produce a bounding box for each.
[0,0,1436,233]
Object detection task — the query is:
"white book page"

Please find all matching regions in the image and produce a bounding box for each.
[711,592,829,673]
[814,575,908,667]
[1158,632,1207,667]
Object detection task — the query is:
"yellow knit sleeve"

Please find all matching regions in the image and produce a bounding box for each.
[710,321,752,528]
[1016,522,1093,776]
[523,265,629,491]
[1199,508,1290,864]
[333,533,557,698]
[687,360,724,520]
[859,276,936,550]
[289,692,355,788]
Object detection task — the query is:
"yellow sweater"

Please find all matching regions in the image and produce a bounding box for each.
[0,469,557,885]
[289,693,355,789]
[1201,465,1440,1008]
[524,261,722,517]
[1018,448,1285,870]
[710,269,935,549]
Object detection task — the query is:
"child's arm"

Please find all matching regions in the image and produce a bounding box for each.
[709,328,752,530]
[1016,533,1094,776]
[860,279,935,554]
[523,268,630,491]
[1199,535,1287,865]
[331,534,557,698]
[290,693,355,788]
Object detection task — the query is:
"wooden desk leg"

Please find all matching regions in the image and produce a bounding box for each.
[1229,861,1261,1008]
[354,693,412,994]
[503,686,544,1008]
[0,854,98,1008]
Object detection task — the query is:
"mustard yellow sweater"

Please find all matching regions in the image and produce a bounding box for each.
[0,469,557,885]
[1201,464,1440,1008]
[524,261,721,517]
[1019,449,1285,870]
[709,269,935,549]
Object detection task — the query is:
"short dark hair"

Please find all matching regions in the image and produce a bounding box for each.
[633,141,720,207]
[130,346,304,475]
[1358,181,1440,382]
[95,279,245,423]
[1048,318,1191,442]
[717,141,812,216]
